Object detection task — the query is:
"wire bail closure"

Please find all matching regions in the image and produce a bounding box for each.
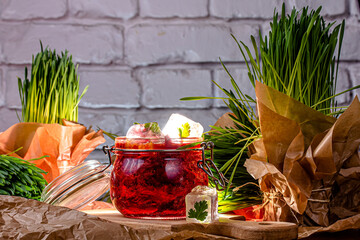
[102,145,113,168]
[103,142,228,191]
[198,141,228,191]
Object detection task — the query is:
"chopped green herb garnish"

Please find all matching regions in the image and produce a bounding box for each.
[144,122,162,135]
[178,122,190,138]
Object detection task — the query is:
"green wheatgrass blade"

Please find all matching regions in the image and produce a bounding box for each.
[180,96,228,101]
[243,4,354,115]
[18,42,88,124]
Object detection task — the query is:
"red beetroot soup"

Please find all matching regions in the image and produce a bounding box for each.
[110,137,208,219]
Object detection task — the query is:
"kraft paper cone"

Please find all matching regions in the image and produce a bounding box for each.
[254,81,336,142]
[245,81,360,232]
[0,121,105,183]
[304,97,360,226]
[213,112,237,130]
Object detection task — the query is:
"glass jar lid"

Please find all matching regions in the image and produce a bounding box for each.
[41,159,112,210]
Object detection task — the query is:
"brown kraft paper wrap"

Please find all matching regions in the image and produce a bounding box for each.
[244,81,360,233]
[0,195,162,240]
[1,196,297,240]
[0,120,105,183]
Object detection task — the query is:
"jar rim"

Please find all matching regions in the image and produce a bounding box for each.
[114,136,203,151]
[111,148,203,153]
[115,136,203,140]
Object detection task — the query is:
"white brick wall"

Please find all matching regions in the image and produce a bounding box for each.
[1,0,67,20]
[1,24,124,64]
[69,0,137,19]
[0,0,359,160]
[126,24,236,66]
[5,67,25,109]
[79,68,140,108]
[349,64,360,99]
[138,68,212,108]
[342,23,360,61]
[210,0,285,19]
[293,0,347,16]
[139,0,208,18]
[0,69,4,107]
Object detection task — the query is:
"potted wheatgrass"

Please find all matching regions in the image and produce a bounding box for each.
[18,42,88,124]
[182,4,359,216]
[16,43,94,177]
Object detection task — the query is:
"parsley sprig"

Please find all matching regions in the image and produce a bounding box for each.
[188,200,208,221]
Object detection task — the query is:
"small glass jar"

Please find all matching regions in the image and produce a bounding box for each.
[110,137,209,219]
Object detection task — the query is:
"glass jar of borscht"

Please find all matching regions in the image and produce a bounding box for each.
[109,136,208,219]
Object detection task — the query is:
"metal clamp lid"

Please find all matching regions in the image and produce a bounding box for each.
[102,142,229,191]
[197,141,228,191]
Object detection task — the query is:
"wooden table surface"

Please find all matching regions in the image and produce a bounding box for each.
[83,209,298,240]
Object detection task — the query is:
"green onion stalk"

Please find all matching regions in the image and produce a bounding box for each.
[0,153,47,201]
[18,42,88,124]
[181,4,358,213]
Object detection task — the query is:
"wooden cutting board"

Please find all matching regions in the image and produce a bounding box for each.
[83,209,298,240]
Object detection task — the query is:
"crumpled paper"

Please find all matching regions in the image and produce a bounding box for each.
[244,81,360,232]
[298,213,360,238]
[3,195,297,240]
[0,195,143,240]
[0,120,105,182]
[0,195,232,240]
